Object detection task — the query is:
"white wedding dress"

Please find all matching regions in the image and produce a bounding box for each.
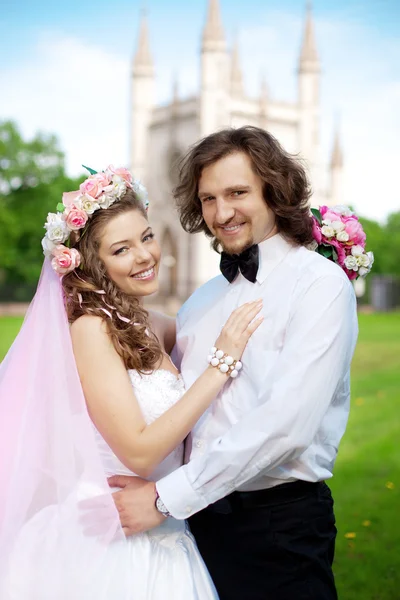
[2,370,218,600]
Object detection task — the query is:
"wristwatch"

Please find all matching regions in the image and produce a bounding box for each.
[155,489,171,518]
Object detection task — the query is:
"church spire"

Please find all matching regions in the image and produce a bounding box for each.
[331,124,343,169]
[202,0,225,50]
[133,7,154,73]
[172,73,179,105]
[299,2,319,71]
[230,35,243,96]
[260,73,269,102]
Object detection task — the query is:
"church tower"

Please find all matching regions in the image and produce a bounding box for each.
[330,125,344,206]
[128,1,345,300]
[297,3,320,178]
[131,9,154,182]
[200,0,229,136]
[230,36,244,98]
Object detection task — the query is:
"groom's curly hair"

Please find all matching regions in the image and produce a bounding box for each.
[174,126,314,252]
[62,189,163,373]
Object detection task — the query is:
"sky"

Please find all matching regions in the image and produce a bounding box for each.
[0,0,399,222]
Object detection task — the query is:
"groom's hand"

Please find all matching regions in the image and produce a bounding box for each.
[108,475,165,536]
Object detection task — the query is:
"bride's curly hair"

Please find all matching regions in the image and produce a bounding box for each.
[62,188,163,373]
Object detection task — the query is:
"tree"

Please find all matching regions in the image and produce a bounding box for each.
[0,121,80,299]
[381,211,400,276]
[358,217,386,274]
[0,120,64,194]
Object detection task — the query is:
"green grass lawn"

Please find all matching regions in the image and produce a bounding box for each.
[0,312,399,598]
[331,312,400,600]
[0,316,23,361]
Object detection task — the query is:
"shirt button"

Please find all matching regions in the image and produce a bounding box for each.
[186,506,192,513]
[195,440,203,448]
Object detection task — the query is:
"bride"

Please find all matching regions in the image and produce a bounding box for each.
[0,166,262,599]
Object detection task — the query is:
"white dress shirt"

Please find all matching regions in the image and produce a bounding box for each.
[156,234,358,519]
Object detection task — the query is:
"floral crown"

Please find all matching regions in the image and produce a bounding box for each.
[41,165,149,275]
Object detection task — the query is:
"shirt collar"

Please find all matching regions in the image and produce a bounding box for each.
[256,233,295,284]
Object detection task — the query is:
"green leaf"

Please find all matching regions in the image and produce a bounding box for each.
[332,248,338,261]
[56,202,65,213]
[318,244,334,259]
[82,164,98,175]
[311,208,323,225]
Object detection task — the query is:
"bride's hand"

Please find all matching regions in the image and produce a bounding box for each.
[214,300,263,360]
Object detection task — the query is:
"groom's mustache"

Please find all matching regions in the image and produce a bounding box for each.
[213,217,250,230]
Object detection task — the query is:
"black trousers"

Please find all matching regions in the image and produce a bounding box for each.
[189,481,337,600]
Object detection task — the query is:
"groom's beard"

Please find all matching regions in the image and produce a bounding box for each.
[214,220,254,255]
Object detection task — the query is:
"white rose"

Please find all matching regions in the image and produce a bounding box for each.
[41,235,56,257]
[332,205,354,217]
[358,267,369,277]
[351,244,364,257]
[97,192,115,209]
[358,253,371,268]
[322,219,332,226]
[367,251,374,268]
[44,212,69,243]
[344,255,359,271]
[336,230,350,242]
[80,194,100,215]
[110,175,127,199]
[332,220,346,232]
[321,225,335,238]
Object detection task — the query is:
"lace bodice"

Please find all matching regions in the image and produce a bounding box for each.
[93,369,186,481]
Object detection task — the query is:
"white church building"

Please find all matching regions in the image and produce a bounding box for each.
[130,0,344,301]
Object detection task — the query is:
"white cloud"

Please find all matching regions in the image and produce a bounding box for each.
[0,32,130,175]
[1,9,399,223]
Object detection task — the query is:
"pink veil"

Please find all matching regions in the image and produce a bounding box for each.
[0,260,132,599]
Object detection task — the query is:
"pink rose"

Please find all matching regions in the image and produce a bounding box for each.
[93,172,111,188]
[319,206,330,219]
[323,210,342,224]
[312,217,322,243]
[329,238,346,266]
[344,218,366,247]
[51,245,81,275]
[62,190,80,209]
[107,165,133,184]
[65,205,89,231]
[343,267,358,281]
[80,177,102,198]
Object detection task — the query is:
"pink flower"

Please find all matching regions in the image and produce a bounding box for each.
[323,210,342,224]
[344,217,366,247]
[329,238,347,266]
[65,205,89,231]
[62,190,80,209]
[80,177,102,198]
[107,165,133,184]
[319,206,330,219]
[343,267,359,281]
[93,172,111,188]
[51,245,81,275]
[312,217,322,243]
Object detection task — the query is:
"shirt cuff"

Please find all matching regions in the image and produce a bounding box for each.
[155,466,208,519]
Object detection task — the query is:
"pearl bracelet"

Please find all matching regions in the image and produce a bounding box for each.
[207,347,243,378]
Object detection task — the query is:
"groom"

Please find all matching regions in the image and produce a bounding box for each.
[109,126,358,599]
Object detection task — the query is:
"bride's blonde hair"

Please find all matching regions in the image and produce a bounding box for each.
[62,188,163,373]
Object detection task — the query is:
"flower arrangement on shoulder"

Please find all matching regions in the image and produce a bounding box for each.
[310,205,374,281]
[41,165,149,275]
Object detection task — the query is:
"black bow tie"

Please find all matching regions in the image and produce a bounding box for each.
[220,245,259,283]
